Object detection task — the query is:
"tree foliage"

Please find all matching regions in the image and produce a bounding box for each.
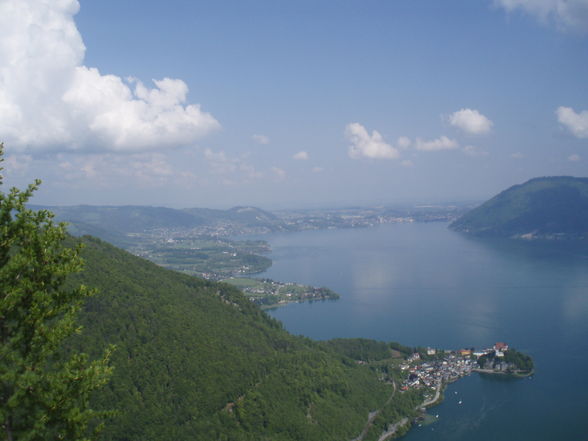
[0,144,112,441]
[64,235,424,441]
[503,348,534,373]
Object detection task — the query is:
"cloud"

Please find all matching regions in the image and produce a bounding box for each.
[204,149,238,174]
[345,123,400,160]
[203,148,262,182]
[54,152,179,186]
[252,134,270,145]
[556,107,588,138]
[129,154,174,179]
[3,154,33,175]
[462,145,489,157]
[292,151,309,160]
[511,152,525,159]
[400,160,414,167]
[312,166,324,173]
[271,166,286,180]
[397,136,412,150]
[0,0,219,154]
[494,0,588,33]
[568,153,581,161]
[415,136,459,151]
[448,109,493,135]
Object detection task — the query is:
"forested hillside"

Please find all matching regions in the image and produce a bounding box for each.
[67,236,420,441]
[450,176,588,238]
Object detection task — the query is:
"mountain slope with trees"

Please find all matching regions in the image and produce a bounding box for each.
[450,176,588,239]
[68,236,420,441]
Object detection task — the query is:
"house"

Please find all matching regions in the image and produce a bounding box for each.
[494,342,509,352]
[407,353,421,363]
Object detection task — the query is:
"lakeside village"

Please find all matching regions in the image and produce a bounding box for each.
[399,342,533,396]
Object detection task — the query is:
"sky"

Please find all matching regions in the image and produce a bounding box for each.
[0,0,587,209]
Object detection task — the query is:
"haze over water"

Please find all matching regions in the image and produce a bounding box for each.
[259,222,588,440]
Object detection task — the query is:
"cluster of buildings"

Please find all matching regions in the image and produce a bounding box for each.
[399,343,509,392]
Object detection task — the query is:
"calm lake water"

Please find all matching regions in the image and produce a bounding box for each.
[257,222,588,441]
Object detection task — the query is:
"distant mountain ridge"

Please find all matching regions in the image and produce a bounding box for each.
[32,204,466,248]
[450,176,588,239]
[31,204,284,238]
[183,205,280,229]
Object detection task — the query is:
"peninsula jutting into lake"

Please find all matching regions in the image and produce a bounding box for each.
[324,339,533,441]
[401,342,533,395]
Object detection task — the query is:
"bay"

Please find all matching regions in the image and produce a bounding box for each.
[257,222,588,440]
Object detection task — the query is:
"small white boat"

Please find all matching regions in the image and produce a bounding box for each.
[458,400,463,404]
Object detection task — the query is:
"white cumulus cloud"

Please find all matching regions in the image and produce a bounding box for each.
[415,136,459,152]
[494,0,588,33]
[0,0,219,153]
[345,123,400,160]
[448,109,493,135]
[556,107,588,138]
[292,151,309,160]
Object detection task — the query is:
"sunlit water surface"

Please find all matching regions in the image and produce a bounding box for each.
[256,222,588,441]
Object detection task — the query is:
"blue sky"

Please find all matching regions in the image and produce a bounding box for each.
[1,0,587,208]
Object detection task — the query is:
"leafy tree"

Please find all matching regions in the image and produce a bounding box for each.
[0,144,113,441]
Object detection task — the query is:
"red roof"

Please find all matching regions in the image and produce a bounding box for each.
[494,342,508,350]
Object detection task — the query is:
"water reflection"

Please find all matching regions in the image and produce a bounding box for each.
[351,254,397,295]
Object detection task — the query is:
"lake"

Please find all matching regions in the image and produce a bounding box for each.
[257,222,588,440]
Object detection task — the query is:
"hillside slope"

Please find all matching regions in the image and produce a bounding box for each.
[449,176,588,238]
[67,237,419,441]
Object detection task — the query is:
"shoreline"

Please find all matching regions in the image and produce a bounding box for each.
[370,360,533,440]
[420,382,444,408]
[473,367,534,377]
[260,296,339,310]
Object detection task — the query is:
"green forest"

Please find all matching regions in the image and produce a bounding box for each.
[65,236,421,440]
